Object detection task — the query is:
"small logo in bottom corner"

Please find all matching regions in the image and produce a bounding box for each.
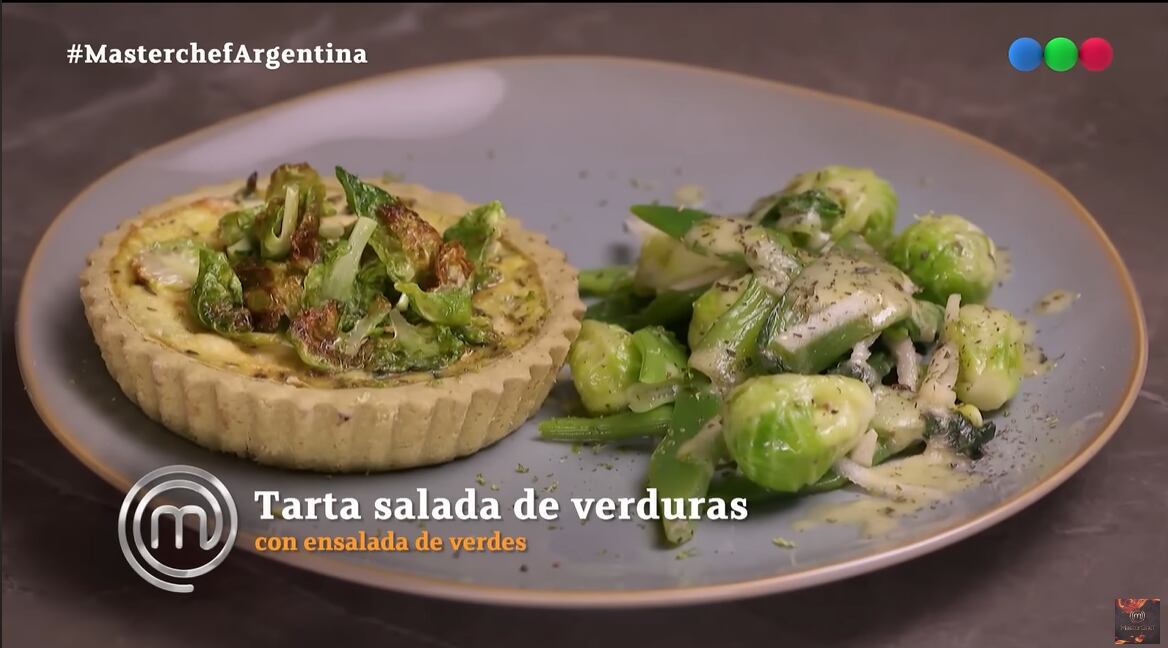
[117,465,237,593]
[1115,598,1160,644]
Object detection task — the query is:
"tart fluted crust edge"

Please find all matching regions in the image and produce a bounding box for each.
[80,179,584,472]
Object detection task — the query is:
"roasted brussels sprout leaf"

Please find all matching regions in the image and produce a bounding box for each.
[379,201,443,282]
[302,217,377,306]
[395,281,473,327]
[288,300,350,372]
[335,165,399,217]
[131,238,201,292]
[723,374,875,492]
[267,162,326,203]
[888,214,997,305]
[217,208,260,260]
[363,310,465,374]
[947,304,1024,410]
[234,258,304,332]
[443,201,504,270]
[433,241,475,288]
[191,247,252,336]
[454,315,498,346]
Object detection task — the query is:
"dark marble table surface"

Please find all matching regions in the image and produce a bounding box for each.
[3,4,1165,647]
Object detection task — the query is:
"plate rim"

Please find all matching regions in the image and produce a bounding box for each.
[15,55,1149,608]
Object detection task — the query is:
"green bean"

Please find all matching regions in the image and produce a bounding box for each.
[578,265,634,296]
[538,405,674,443]
[648,383,722,545]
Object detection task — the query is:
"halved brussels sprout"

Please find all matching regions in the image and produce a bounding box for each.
[946,304,1024,410]
[567,321,641,414]
[887,214,997,305]
[723,374,876,492]
[751,166,898,250]
[687,274,750,349]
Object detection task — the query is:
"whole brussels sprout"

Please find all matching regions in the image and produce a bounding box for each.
[567,321,641,414]
[723,374,876,492]
[946,304,1024,410]
[750,166,898,250]
[887,214,998,305]
[687,274,750,348]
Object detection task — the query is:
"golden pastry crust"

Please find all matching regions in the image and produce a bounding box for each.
[80,179,583,471]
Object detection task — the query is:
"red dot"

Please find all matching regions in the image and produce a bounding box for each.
[1079,37,1113,71]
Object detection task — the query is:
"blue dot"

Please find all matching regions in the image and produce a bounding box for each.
[1009,37,1043,72]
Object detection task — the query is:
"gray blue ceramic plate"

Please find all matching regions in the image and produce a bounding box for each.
[17,57,1147,607]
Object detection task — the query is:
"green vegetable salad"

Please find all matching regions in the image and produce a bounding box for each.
[544,165,1023,545]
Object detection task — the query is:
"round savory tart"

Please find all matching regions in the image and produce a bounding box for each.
[81,163,582,471]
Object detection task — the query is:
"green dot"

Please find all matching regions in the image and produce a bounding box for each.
[1044,37,1078,72]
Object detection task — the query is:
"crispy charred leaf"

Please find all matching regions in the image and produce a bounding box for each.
[335,165,399,217]
[289,185,324,270]
[131,238,201,292]
[363,310,465,374]
[394,281,473,326]
[288,296,397,372]
[191,247,252,336]
[234,171,259,200]
[302,218,377,305]
[367,224,418,284]
[256,186,302,260]
[380,201,443,281]
[923,411,997,459]
[287,300,350,372]
[267,163,325,203]
[443,201,503,268]
[233,258,304,332]
[339,295,393,357]
[217,208,260,260]
[434,240,475,288]
[455,314,499,346]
